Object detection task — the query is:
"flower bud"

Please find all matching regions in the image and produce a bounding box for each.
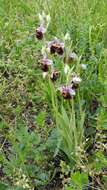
[50,70,60,82]
[71,75,82,89]
[67,52,78,64]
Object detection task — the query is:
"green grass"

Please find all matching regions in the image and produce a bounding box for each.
[0,0,107,189]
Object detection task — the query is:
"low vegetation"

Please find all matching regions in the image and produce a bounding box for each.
[0,0,107,189]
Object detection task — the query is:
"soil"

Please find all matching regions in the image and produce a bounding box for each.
[37,155,63,190]
[40,173,63,190]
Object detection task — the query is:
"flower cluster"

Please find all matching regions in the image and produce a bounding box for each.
[36,12,86,99]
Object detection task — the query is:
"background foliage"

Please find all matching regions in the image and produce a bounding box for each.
[0,0,107,189]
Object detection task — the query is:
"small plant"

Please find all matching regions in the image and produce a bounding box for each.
[36,12,85,166]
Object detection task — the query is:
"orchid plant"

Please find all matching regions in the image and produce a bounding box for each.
[36,12,86,166]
